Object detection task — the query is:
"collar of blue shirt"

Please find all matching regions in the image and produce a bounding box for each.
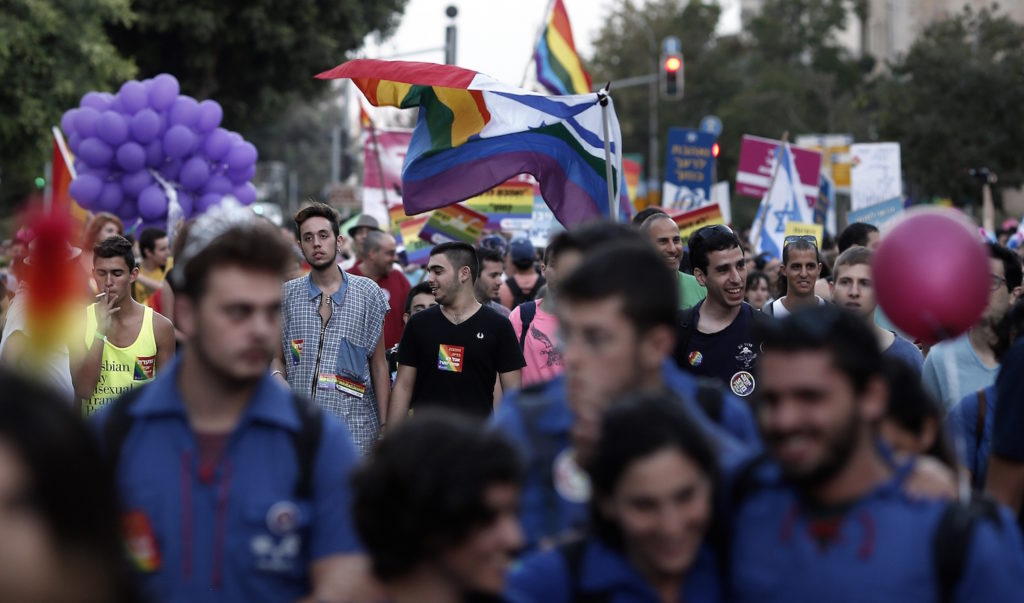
[306,266,348,304]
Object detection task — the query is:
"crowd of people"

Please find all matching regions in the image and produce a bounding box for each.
[2,195,1024,603]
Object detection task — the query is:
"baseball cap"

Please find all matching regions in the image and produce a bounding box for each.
[509,237,535,264]
[477,234,508,256]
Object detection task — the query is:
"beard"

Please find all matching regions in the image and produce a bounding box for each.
[768,410,862,491]
[307,249,338,270]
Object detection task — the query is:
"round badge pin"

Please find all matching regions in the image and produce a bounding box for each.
[266,501,301,536]
[553,448,591,503]
[730,371,756,397]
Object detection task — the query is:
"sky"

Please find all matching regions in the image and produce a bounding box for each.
[355,0,742,85]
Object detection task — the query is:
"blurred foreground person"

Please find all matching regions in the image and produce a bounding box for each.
[0,370,141,603]
[353,411,524,603]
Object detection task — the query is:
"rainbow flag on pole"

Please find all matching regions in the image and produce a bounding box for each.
[533,0,593,95]
[316,59,630,226]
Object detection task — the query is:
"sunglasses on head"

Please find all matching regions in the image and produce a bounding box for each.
[783,234,818,248]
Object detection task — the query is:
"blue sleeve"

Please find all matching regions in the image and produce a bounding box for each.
[954,506,1024,602]
[309,415,363,559]
[945,394,978,475]
[504,549,571,603]
[488,394,531,459]
[992,341,1024,461]
[720,393,762,449]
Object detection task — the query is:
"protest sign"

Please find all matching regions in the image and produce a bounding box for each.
[848,197,904,231]
[784,221,825,247]
[795,133,853,192]
[662,128,715,211]
[463,177,534,231]
[363,128,412,227]
[395,213,433,265]
[670,204,725,244]
[736,134,822,206]
[419,203,488,245]
[850,143,902,211]
[711,181,731,224]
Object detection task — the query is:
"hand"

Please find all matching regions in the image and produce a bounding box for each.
[94,292,120,337]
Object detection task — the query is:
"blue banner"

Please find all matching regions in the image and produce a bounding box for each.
[662,128,715,211]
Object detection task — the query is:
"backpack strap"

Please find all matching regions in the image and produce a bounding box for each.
[288,394,324,500]
[674,306,698,366]
[974,389,987,477]
[506,275,525,301]
[518,301,537,352]
[934,497,1002,603]
[517,382,564,542]
[694,378,726,424]
[558,538,612,603]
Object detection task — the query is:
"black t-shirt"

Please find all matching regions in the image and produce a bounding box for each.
[992,339,1024,529]
[398,304,525,419]
[674,301,761,399]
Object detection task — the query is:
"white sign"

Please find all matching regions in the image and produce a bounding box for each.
[711,181,731,224]
[850,143,902,211]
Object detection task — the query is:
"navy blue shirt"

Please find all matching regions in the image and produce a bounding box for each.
[94,359,362,603]
[945,384,995,488]
[676,301,761,399]
[506,537,723,603]
[729,459,1024,602]
[992,340,1024,462]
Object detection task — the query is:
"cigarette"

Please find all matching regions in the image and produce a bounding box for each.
[96,292,107,298]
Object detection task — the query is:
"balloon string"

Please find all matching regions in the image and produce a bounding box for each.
[149,168,183,246]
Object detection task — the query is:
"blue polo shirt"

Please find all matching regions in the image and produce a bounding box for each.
[729,459,1024,602]
[94,359,362,603]
[489,361,758,550]
[506,537,723,603]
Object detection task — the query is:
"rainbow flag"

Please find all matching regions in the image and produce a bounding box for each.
[316,59,630,226]
[534,0,593,95]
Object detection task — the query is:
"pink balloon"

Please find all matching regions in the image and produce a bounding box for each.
[874,208,990,345]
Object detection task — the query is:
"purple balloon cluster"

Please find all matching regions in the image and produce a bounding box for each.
[62,74,258,230]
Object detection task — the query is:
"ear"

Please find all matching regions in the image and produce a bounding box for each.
[860,375,889,423]
[638,324,676,371]
[130,266,140,284]
[175,294,196,339]
[1012,285,1022,304]
[693,267,708,288]
[403,313,410,326]
[828,280,835,299]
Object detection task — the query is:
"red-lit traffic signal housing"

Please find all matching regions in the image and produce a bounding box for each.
[660,52,684,100]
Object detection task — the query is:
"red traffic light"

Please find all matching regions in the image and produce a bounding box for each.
[664,56,682,72]
[712,142,720,158]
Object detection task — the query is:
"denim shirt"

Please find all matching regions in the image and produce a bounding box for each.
[282,269,388,454]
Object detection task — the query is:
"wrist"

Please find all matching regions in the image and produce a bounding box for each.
[93,331,107,343]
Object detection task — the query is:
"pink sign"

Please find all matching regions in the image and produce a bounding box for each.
[736,135,822,206]
[363,129,411,191]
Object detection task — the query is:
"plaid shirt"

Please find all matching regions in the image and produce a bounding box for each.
[282,269,388,454]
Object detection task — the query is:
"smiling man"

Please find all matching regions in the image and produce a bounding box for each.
[764,236,827,317]
[640,212,707,309]
[389,242,524,424]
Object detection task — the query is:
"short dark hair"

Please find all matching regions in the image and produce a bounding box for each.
[352,410,523,581]
[405,281,434,314]
[544,231,580,265]
[430,241,479,283]
[883,359,956,469]
[180,222,292,299]
[689,225,742,275]
[781,238,819,265]
[571,220,644,254]
[294,202,340,238]
[989,242,1023,292]
[560,240,677,334]
[631,206,666,227]
[138,227,166,258]
[476,246,505,269]
[590,392,719,551]
[745,270,768,292]
[756,304,883,396]
[837,222,878,253]
[94,235,136,270]
[832,246,873,281]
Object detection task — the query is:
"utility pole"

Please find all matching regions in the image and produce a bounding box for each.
[445,6,458,65]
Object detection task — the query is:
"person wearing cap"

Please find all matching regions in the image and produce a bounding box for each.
[71,235,175,417]
[92,204,371,603]
[499,237,545,310]
[340,214,381,271]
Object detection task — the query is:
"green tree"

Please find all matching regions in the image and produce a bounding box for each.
[0,0,135,209]
[107,0,408,133]
[875,5,1024,204]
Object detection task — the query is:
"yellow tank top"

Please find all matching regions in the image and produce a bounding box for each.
[82,304,157,417]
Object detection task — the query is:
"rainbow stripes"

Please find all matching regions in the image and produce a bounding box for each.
[534,0,593,95]
[316,59,631,226]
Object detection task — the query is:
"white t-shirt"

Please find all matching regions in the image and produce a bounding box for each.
[0,295,75,403]
[767,295,827,318]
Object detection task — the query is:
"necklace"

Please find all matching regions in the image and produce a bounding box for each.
[442,302,480,325]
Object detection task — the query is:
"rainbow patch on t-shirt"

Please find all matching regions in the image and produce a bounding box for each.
[134,356,156,381]
[290,339,303,365]
[437,344,464,373]
[688,351,703,367]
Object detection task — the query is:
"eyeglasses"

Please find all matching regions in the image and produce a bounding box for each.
[783,235,818,248]
[991,274,1007,292]
[688,224,735,248]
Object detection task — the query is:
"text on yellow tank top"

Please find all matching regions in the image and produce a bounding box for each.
[83,304,157,417]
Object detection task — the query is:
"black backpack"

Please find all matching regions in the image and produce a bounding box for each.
[507,271,546,308]
[101,384,324,499]
[518,301,538,352]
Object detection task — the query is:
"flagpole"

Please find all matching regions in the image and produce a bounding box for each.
[749,131,789,252]
[521,0,556,87]
[368,118,390,208]
[597,86,618,223]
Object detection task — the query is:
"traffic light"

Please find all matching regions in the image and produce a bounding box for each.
[660,52,684,100]
[712,142,720,158]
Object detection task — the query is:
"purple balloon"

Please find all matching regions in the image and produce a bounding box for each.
[67,133,82,154]
[122,170,154,197]
[163,125,195,160]
[117,199,139,221]
[144,140,164,168]
[138,186,169,220]
[74,107,101,138]
[148,74,180,111]
[179,157,211,191]
[226,131,243,145]
[97,111,129,146]
[169,96,199,128]
[69,174,104,207]
[204,174,232,195]
[225,142,258,171]
[60,109,79,136]
[130,109,162,144]
[98,182,124,212]
[202,128,232,161]
[197,193,222,213]
[78,138,114,167]
[78,166,111,180]
[227,163,256,185]
[118,80,148,114]
[158,159,182,181]
[176,192,195,217]
[195,100,223,133]
[231,183,257,206]
[115,142,146,172]
[80,92,110,111]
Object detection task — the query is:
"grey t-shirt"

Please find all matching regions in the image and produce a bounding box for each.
[922,333,999,411]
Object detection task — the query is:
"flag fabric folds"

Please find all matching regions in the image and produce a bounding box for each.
[317,59,630,226]
[533,0,593,95]
[753,143,812,259]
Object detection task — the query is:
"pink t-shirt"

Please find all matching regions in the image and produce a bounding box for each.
[509,299,563,386]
